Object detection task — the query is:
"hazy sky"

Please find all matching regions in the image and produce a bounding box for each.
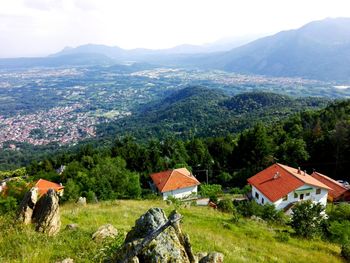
[1,0,350,57]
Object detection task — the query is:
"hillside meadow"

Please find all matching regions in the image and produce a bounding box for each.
[0,200,344,263]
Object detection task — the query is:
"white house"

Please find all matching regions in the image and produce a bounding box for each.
[247,163,331,214]
[150,168,200,200]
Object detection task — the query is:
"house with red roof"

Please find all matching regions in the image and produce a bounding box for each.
[247,163,331,213]
[150,168,200,200]
[35,179,64,197]
[311,171,350,202]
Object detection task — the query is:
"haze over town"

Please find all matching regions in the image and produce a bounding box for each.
[1,0,350,57]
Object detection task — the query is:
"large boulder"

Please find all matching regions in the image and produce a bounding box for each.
[32,189,61,236]
[17,187,38,225]
[198,252,224,263]
[115,208,196,263]
[92,224,118,242]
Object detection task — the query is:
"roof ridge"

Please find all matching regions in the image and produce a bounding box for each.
[313,171,346,189]
[276,163,306,185]
[160,170,175,192]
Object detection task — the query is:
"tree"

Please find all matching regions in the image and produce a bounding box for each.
[290,201,326,238]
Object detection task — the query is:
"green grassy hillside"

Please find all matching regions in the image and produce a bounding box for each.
[0,200,343,263]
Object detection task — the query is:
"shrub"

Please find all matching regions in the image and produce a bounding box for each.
[199,184,222,198]
[290,200,326,239]
[341,243,350,261]
[275,231,290,242]
[329,203,350,221]
[261,204,286,224]
[0,196,17,215]
[235,200,263,218]
[329,220,350,244]
[217,199,235,213]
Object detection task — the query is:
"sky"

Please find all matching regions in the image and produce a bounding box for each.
[1,0,350,58]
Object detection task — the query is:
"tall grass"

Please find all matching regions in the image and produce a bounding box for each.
[0,200,343,262]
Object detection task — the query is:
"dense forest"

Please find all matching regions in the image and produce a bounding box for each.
[0,89,330,170]
[99,87,330,139]
[1,97,346,203]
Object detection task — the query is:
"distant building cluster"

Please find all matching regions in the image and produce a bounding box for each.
[0,104,96,148]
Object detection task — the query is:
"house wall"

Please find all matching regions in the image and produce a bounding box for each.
[251,186,272,206]
[162,186,198,200]
[252,185,328,211]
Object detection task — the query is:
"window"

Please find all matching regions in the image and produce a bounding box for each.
[316,188,321,195]
[306,192,310,197]
[255,192,259,199]
[282,195,288,201]
[262,198,265,204]
[300,194,304,200]
[294,192,298,198]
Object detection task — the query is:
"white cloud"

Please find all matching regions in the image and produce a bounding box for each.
[0,0,350,57]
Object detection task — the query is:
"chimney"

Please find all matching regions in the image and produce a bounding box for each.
[298,167,301,174]
[273,172,280,179]
[304,170,307,176]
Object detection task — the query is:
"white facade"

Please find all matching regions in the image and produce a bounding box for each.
[162,185,198,200]
[252,184,328,211]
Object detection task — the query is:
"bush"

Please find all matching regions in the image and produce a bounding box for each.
[261,204,286,224]
[199,184,222,198]
[0,196,18,215]
[217,199,235,213]
[329,220,350,244]
[275,231,290,243]
[290,200,326,239]
[235,200,263,218]
[329,203,350,221]
[341,243,350,261]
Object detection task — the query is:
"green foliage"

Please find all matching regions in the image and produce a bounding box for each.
[62,179,81,202]
[341,243,350,261]
[199,184,222,202]
[0,196,17,215]
[235,201,285,223]
[217,199,235,214]
[274,231,290,243]
[290,201,326,239]
[235,200,263,218]
[328,203,350,221]
[329,221,350,244]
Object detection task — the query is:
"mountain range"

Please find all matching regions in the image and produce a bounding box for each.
[1,17,350,82]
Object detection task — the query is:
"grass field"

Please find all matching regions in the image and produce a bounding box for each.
[0,200,344,263]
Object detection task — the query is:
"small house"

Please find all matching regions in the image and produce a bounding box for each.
[150,168,200,200]
[311,171,350,202]
[247,163,331,213]
[35,179,64,197]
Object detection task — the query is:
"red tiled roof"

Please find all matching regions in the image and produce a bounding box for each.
[247,163,331,202]
[35,179,64,196]
[311,172,349,200]
[150,168,200,193]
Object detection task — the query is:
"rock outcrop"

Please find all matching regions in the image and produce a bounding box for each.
[32,189,61,236]
[198,252,224,263]
[76,197,87,206]
[114,208,223,263]
[17,187,38,225]
[92,224,118,242]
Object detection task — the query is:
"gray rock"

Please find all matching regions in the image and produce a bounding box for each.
[199,252,224,263]
[92,224,118,242]
[116,208,193,263]
[17,187,38,225]
[55,258,74,263]
[65,223,78,230]
[250,215,266,224]
[76,197,87,206]
[32,189,61,236]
